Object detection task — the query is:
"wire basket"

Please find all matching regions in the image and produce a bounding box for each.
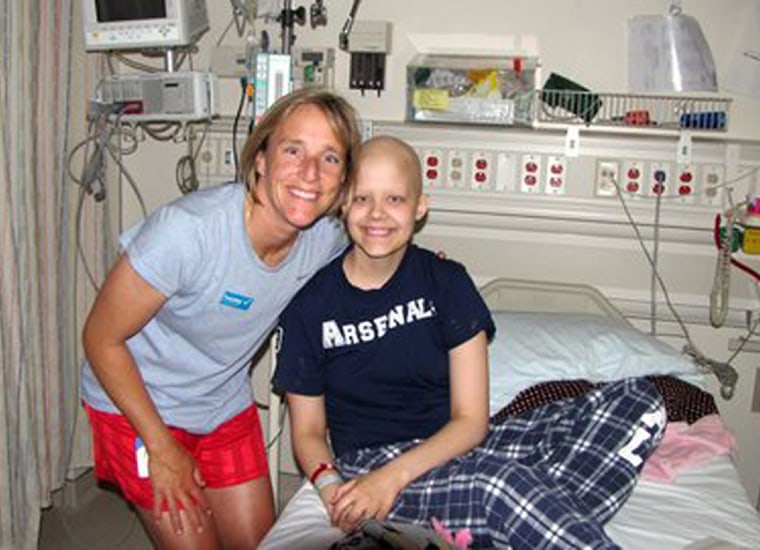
[537,90,731,132]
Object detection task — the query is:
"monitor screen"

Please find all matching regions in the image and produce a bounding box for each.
[83,0,209,51]
[95,0,166,22]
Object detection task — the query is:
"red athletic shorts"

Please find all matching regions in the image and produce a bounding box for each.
[84,404,269,510]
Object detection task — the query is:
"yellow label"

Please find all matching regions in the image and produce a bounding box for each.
[413,89,450,111]
[743,228,760,254]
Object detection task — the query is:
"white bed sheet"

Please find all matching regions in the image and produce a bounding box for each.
[606,455,760,549]
[260,455,760,549]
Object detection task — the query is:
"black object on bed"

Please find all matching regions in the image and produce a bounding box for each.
[491,375,718,425]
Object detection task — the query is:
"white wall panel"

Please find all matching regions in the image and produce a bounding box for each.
[103,0,760,506]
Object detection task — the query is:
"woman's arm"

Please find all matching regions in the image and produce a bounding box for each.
[330,330,490,530]
[83,255,210,533]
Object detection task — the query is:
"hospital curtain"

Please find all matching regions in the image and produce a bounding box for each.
[0,0,111,548]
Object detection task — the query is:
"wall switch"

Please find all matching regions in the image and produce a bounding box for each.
[495,153,516,192]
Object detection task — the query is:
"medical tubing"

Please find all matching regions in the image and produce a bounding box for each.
[712,214,760,282]
[232,78,247,182]
[612,175,693,344]
[726,309,760,364]
[611,174,740,398]
[683,344,738,400]
[709,212,733,327]
[650,190,663,335]
[339,0,362,50]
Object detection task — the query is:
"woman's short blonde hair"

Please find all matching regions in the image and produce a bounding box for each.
[238,87,362,214]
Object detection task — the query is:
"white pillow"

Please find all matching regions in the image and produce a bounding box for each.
[488,311,704,413]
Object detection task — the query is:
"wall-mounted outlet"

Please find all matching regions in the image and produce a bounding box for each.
[621,161,645,196]
[520,154,542,194]
[198,141,219,183]
[420,148,444,189]
[446,149,467,189]
[702,164,725,206]
[219,139,237,179]
[649,162,671,197]
[470,151,494,191]
[675,164,697,203]
[595,159,620,196]
[545,155,566,195]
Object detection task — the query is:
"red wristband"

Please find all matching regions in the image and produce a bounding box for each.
[309,462,335,484]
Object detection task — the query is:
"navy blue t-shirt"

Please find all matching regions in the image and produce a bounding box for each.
[273,244,495,458]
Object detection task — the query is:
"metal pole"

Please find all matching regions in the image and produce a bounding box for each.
[281,0,293,54]
[164,49,176,72]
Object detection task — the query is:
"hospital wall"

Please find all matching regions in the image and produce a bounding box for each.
[87,0,760,509]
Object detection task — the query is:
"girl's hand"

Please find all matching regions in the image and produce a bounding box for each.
[317,482,341,517]
[147,439,210,535]
[329,469,401,532]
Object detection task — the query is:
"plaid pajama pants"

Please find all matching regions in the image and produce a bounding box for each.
[336,377,666,549]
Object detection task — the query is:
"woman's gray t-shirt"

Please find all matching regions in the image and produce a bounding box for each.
[80,183,346,433]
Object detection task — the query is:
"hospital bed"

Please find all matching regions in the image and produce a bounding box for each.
[260,277,760,549]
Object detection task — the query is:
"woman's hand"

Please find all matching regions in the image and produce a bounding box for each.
[147,438,210,535]
[328,469,402,532]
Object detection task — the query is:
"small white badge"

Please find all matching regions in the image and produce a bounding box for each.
[564,126,581,158]
[135,437,150,478]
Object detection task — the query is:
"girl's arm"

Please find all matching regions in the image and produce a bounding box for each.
[287,393,345,514]
[330,330,490,530]
[83,255,210,534]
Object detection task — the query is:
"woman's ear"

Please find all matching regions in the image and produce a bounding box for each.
[254,150,266,179]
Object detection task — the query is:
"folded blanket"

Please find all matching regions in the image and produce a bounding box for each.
[641,414,736,483]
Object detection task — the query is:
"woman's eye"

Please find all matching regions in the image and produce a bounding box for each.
[324,153,342,165]
[284,145,300,156]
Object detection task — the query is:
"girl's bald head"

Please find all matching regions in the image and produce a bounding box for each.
[355,136,423,196]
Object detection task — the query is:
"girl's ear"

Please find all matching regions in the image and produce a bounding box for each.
[415,194,430,221]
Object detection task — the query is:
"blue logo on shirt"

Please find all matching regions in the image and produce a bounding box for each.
[220,291,254,311]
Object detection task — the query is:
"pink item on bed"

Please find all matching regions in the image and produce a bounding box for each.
[642,414,736,483]
[431,517,473,550]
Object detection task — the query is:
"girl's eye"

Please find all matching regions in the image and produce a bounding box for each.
[388,195,404,204]
[353,195,367,203]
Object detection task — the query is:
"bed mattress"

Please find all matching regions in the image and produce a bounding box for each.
[260,454,760,549]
